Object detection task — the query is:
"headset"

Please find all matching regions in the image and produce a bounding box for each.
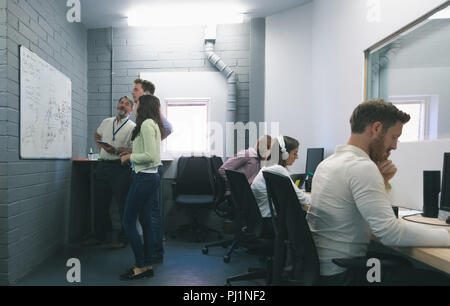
[277,135,290,161]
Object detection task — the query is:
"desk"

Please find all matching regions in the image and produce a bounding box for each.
[390,211,450,274]
[71,159,174,242]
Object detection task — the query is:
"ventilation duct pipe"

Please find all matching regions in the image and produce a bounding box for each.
[205,40,237,124]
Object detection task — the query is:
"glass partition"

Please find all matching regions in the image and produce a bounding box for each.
[365,1,450,142]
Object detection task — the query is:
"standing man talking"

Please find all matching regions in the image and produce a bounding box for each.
[84,96,136,247]
[130,78,172,264]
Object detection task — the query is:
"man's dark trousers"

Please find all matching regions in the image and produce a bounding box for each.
[93,160,132,243]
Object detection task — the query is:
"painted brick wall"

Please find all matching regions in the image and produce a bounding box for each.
[87,23,251,152]
[1,0,87,285]
[0,0,8,286]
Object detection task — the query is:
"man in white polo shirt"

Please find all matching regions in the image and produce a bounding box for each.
[306,99,450,285]
[84,96,136,247]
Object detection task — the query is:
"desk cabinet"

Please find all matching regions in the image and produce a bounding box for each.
[69,161,97,243]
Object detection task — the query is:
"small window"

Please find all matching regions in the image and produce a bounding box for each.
[391,99,426,142]
[165,99,209,153]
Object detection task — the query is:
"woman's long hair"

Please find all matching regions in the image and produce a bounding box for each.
[131,95,165,141]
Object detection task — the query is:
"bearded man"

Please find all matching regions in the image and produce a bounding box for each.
[306,99,450,286]
[83,96,136,247]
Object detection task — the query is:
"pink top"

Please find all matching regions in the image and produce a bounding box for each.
[219,148,261,194]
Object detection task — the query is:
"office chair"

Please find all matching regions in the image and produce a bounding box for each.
[224,170,274,286]
[263,171,319,285]
[172,156,223,242]
[202,156,237,261]
[263,171,412,286]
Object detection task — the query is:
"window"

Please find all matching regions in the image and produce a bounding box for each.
[165,99,209,153]
[392,100,426,142]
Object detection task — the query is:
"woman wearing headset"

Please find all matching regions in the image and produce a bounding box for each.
[251,136,311,221]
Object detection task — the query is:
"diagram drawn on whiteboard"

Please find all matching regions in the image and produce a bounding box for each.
[20,46,72,159]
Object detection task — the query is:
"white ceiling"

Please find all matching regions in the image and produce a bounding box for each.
[79,0,311,29]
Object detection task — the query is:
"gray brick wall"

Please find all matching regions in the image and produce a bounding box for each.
[2,0,87,284]
[0,0,7,286]
[87,24,251,152]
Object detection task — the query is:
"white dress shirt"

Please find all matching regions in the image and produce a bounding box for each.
[96,117,136,161]
[306,145,450,276]
[251,165,311,218]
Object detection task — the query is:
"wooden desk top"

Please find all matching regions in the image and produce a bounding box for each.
[392,212,450,274]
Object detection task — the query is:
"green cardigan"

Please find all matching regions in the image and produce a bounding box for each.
[130,119,161,173]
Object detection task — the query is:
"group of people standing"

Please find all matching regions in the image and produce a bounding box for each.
[83,79,172,280]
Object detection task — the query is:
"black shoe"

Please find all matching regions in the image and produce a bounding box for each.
[152,257,163,264]
[82,238,105,247]
[108,242,127,250]
[119,268,154,281]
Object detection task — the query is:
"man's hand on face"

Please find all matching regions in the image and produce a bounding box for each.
[377,160,397,183]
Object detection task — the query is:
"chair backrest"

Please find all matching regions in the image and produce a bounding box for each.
[209,156,226,201]
[263,171,320,286]
[176,156,214,195]
[225,170,262,236]
[210,155,224,173]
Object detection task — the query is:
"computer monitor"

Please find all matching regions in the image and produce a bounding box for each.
[439,153,450,212]
[305,148,324,174]
[438,153,450,222]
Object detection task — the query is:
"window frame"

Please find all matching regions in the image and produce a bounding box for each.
[164,98,211,154]
[390,96,430,142]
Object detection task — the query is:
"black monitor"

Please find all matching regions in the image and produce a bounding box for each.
[439,153,450,212]
[305,148,324,174]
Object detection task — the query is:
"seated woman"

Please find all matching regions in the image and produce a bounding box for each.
[219,135,272,196]
[251,136,311,220]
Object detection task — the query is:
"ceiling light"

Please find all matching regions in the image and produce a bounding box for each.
[127,4,245,27]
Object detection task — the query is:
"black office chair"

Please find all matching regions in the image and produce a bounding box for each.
[224,170,273,286]
[202,156,237,261]
[263,171,412,286]
[172,156,222,242]
[263,171,319,285]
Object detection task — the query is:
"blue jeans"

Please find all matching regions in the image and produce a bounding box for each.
[152,165,164,258]
[138,165,164,259]
[123,172,160,268]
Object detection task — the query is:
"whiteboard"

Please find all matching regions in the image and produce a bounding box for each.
[20,46,72,159]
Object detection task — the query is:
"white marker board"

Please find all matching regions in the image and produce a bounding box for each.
[20,46,72,159]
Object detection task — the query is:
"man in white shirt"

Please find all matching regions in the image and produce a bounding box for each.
[306,99,450,285]
[84,96,136,247]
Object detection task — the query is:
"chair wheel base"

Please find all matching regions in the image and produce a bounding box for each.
[224,255,231,263]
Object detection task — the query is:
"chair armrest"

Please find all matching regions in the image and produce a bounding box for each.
[332,257,368,269]
[332,256,410,269]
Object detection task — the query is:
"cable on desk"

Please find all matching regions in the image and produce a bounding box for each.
[401,213,450,227]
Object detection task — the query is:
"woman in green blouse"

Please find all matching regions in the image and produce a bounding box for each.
[119,94,165,280]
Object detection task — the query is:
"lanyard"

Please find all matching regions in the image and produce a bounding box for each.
[113,118,129,141]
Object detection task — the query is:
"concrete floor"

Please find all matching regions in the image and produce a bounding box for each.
[13,236,266,286]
